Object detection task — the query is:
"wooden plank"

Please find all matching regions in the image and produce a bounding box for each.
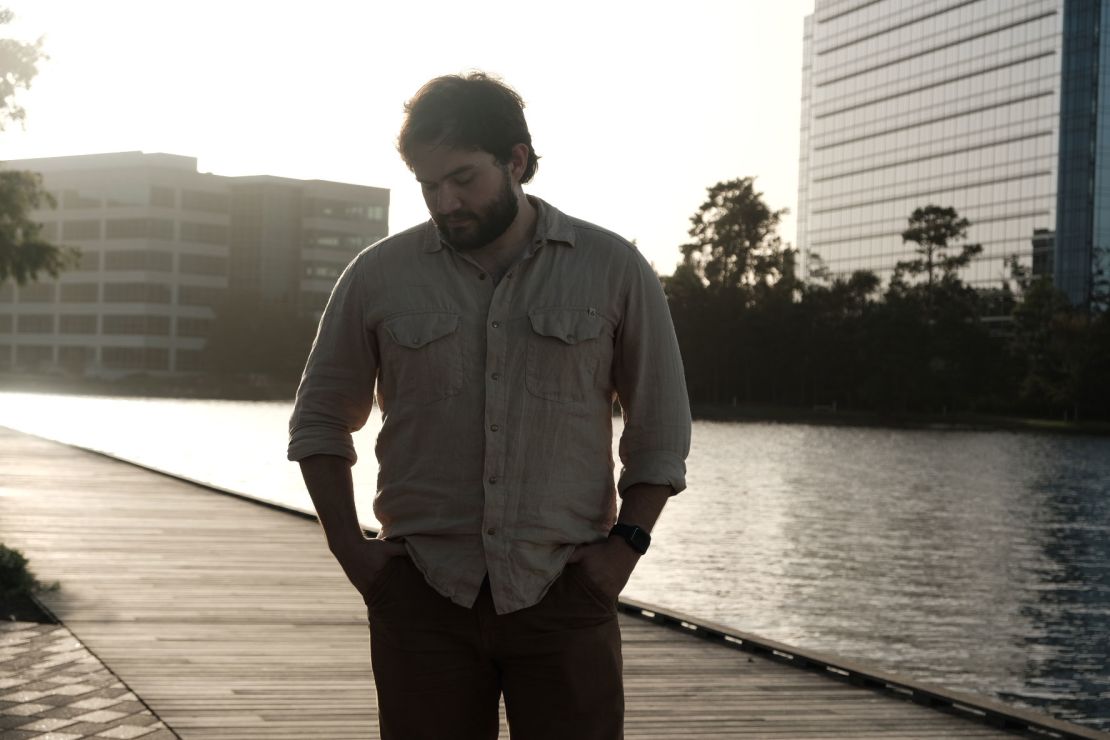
[0,426,1058,738]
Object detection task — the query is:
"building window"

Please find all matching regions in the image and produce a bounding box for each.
[178,285,224,307]
[61,189,100,209]
[176,317,212,337]
[62,220,101,240]
[16,314,54,334]
[178,253,227,276]
[17,283,55,302]
[75,250,101,271]
[0,314,11,333]
[181,190,229,213]
[104,250,174,272]
[105,218,174,240]
[104,183,148,207]
[103,282,172,304]
[151,186,176,208]
[58,346,94,371]
[14,344,52,369]
[59,314,97,334]
[179,222,229,245]
[0,345,10,367]
[175,349,207,372]
[38,221,59,241]
[0,282,13,302]
[303,263,341,280]
[60,283,99,303]
[102,346,169,371]
[103,315,170,335]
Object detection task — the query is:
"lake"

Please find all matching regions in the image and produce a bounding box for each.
[0,390,1107,731]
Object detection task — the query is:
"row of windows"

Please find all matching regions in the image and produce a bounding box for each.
[0,314,212,337]
[2,250,230,278]
[813,77,1057,153]
[5,347,217,372]
[813,50,1059,138]
[0,345,175,372]
[815,2,1059,89]
[811,100,1056,170]
[811,137,1055,203]
[41,218,230,245]
[305,231,372,250]
[0,282,226,305]
[51,186,229,213]
[306,198,387,222]
[810,161,1055,216]
[810,192,1054,243]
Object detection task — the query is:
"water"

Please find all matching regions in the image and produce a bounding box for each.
[1,391,1107,730]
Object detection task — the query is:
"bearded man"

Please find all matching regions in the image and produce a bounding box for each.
[288,72,691,740]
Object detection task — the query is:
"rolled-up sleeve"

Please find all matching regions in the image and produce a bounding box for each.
[613,250,692,496]
[287,251,378,464]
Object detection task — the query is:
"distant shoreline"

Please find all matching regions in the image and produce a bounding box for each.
[3,373,1108,437]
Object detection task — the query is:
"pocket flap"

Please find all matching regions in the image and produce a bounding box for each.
[528,308,604,345]
[384,312,459,349]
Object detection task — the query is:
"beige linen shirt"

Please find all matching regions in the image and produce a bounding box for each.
[287,197,691,614]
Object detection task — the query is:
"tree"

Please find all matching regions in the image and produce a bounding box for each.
[0,8,74,285]
[893,205,983,290]
[679,177,788,293]
[0,8,44,131]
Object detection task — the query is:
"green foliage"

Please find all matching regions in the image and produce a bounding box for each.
[0,543,57,600]
[0,169,77,284]
[667,188,1110,421]
[680,177,789,293]
[0,7,44,131]
[0,8,76,286]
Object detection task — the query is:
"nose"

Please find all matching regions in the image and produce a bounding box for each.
[433,183,461,215]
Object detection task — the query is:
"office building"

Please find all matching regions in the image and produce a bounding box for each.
[0,152,388,376]
[797,0,1109,308]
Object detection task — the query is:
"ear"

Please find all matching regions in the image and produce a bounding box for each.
[508,143,530,183]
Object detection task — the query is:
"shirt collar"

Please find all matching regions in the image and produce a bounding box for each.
[422,195,577,253]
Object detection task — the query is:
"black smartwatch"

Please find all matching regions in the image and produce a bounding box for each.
[609,523,651,555]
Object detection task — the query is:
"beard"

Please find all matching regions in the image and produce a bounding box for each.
[433,166,520,252]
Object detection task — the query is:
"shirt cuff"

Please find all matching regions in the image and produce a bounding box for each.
[617,451,687,496]
[287,426,358,465]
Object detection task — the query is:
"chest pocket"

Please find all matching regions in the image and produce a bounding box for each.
[380,311,463,405]
[525,307,608,404]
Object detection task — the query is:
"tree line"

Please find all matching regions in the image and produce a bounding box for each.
[664,177,1110,422]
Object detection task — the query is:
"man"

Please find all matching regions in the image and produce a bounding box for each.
[287,72,691,740]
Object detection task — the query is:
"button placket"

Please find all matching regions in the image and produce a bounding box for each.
[482,279,513,548]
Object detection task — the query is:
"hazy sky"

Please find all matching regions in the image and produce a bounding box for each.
[0,0,815,274]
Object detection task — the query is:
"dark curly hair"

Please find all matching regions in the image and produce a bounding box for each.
[397,71,540,184]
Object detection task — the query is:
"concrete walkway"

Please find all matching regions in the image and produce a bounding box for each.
[1,620,174,739]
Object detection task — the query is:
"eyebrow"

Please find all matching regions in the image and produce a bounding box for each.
[417,165,476,185]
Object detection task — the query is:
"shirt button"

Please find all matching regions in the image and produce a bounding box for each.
[491,320,501,328]
[490,424,500,432]
[479,272,488,280]
[486,527,496,536]
[491,372,501,381]
[488,475,498,484]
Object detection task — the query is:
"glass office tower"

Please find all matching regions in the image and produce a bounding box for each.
[798,0,1109,308]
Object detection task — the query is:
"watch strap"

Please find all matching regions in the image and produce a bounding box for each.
[609,523,651,555]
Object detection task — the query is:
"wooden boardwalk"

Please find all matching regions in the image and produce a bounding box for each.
[0,426,1078,739]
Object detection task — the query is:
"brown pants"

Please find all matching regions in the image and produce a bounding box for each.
[364,556,623,740]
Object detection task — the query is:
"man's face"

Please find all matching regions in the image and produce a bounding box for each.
[410,143,520,252]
